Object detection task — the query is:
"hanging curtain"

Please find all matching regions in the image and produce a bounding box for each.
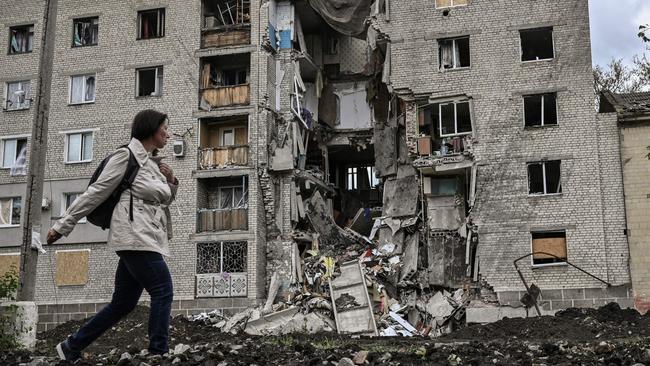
[85,76,95,101]
[0,199,11,225]
[440,42,453,69]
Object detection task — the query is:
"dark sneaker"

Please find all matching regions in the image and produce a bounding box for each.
[56,340,80,361]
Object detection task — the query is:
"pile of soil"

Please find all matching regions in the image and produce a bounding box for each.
[3,303,650,365]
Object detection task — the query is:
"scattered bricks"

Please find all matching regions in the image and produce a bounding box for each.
[562,289,585,300]
[573,299,596,308]
[540,290,563,301]
[550,300,574,310]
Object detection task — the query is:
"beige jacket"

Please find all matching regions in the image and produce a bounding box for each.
[53,138,178,257]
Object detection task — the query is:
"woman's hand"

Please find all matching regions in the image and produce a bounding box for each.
[159,163,175,183]
[47,228,62,244]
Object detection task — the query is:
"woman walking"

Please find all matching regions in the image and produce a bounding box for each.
[47,109,178,360]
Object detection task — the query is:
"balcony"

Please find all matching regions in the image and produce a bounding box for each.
[201,0,251,49]
[200,53,250,110]
[196,176,248,233]
[199,116,249,169]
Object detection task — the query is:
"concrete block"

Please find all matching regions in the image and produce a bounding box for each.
[1,301,37,350]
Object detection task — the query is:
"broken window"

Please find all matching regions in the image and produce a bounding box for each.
[65,131,93,163]
[222,68,248,86]
[346,166,380,190]
[72,17,98,47]
[8,25,33,54]
[437,100,472,137]
[137,8,165,39]
[531,231,567,265]
[5,80,31,110]
[70,74,96,104]
[435,0,468,8]
[0,197,21,226]
[196,241,247,274]
[2,138,27,169]
[524,93,557,127]
[218,185,247,209]
[520,27,554,61]
[62,192,87,223]
[439,37,470,70]
[528,160,561,195]
[430,177,459,196]
[136,66,163,97]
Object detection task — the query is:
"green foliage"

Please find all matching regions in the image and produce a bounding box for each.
[0,266,21,351]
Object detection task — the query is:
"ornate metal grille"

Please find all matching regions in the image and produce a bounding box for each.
[196,242,221,274]
[196,241,248,298]
[223,241,247,272]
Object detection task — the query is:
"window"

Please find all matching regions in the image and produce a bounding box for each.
[346,166,380,190]
[439,37,470,70]
[435,0,468,8]
[222,68,248,86]
[528,160,561,195]
[221,128,234,146]
[65,132,93,163]
[196,241,248,274]
[0,197,21,227]
[436,100,472,137]
[62,193,87,223]
[524,93,557,127]
[8,25,34,54]
[1,138,27,169]
[136,66,163,97]
[218,185,248,209]
[4,81,31,110]
[69,74,96,104]
[137,8,165,39]
[72,17,98,47]
[531,231,567,265]
[520,27,554,61]
[430,177,459,196]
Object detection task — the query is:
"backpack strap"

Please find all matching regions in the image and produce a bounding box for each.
[119,146,140,223]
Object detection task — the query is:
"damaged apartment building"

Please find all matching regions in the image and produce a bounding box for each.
[0,0,636,333]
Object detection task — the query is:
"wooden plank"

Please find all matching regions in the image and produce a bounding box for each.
[533,237,567,259]
[55,250,90,286]
[235,127,248,145]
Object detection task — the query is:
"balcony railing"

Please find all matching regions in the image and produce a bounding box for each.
[200,84,250,109]
[197,208,248,232]
[199,145,248,169]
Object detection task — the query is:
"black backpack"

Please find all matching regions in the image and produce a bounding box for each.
[86,145,141,230]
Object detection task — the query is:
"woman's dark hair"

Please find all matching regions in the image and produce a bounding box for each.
[131,109,168,140]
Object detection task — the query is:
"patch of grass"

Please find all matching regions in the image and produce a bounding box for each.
[311,337,340,350]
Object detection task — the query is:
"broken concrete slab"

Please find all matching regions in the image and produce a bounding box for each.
[270,144,294,171]
[400,232,419,282]
[374,125,397,177]
[306,191,354,247]
[383,175,418,218]
[426,292,455,318]
[245,307,335,335]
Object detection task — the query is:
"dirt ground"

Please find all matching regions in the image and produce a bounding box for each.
[4,303,650,365]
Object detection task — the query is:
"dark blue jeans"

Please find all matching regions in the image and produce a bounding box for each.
[66,251,173,354]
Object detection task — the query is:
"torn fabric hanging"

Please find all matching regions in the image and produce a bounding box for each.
[307,0,372,37]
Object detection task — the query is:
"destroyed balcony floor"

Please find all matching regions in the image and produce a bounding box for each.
[195,44,256,58]
[193,105,253,119]
[193,166,252,179]
[190,230,255,243]
[413,153,474,174]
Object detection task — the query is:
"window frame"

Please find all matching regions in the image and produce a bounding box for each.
[4,80,31,111]
[72,17,99,48]
[0,197,22,228]
[519,27,555,63]
[0,137,28,169]
[437,100,473,138]
[8,24,34,55]
[61,192,87,223]
[64,130,94,164]
[434,0,469,9]
[196,241,248,274]
[530,230,568,267]
[135,66,164,97]
[220,127,235,147]
[137,8,166,40]
[68,74,96,105]
[527,160,562,196]
[438,36,470,71]
[217,185,248,209]
[523,93,558,127]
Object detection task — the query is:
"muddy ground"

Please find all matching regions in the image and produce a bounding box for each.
[4,303,650,365]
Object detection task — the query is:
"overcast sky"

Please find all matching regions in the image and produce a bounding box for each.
[590,0,649,66]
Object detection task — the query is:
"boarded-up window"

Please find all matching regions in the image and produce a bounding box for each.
[532,231,567,265]
[55,250,90,286]
[435,0,468,8]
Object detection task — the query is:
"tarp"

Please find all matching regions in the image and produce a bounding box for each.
[307,0,372,37]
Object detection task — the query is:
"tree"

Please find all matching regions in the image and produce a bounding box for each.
[593,58,647,95]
